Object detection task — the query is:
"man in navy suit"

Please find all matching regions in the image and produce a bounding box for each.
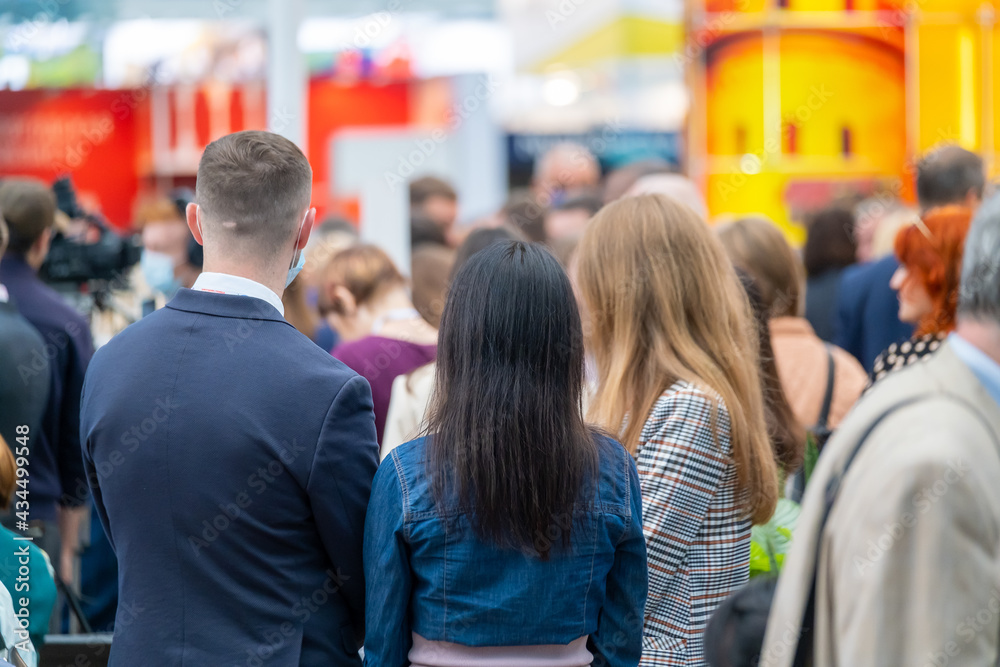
[81,131,379,666]
[835,253,913,370]
[0,178,93,579]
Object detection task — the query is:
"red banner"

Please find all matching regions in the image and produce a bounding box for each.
[0,89,142,229]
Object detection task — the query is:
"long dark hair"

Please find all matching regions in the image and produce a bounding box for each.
[425,241,597,558]
[737,270,805,472]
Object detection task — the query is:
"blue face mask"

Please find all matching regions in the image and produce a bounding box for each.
[286,213,309,288]
[286,248,306,288]
[141,250,180,298]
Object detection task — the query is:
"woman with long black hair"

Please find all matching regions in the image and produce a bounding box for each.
[363,241,647,666]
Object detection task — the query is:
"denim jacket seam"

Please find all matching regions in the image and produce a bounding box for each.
[409,504,475,520]
[442,505,449,639]
[390,449,412,540]
[617,445,632,546]
[582,522,598,636]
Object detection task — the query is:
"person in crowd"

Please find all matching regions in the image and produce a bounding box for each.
[282,272,323,343]
[296,216,359,351]
[866,202,916,260]
[761,192,1000,666]
[410,243,454,329]
[0,178,91,583]
[80,130,379,665]
[602,158,674,204]
[0,434,56,652]
[542,190,602,242]
[302,217,359,279]
[410,214,449,248]
[533,142,601,206]
[502,189,547,242]
[321,244,438,443]
[803,207,857,342]
[550,235,582,270]
[409,176,458,245]
[718,216,868,432]
[625,173,710,221]
[870,205,973,385]
[853,197,913,264]
[836,145,984,369]
[364,241,647,666]
[283,217,359,345]
[135,192,203,306]
[738,271,806,474]
[834,201,915,369]
[382,225,526,458]
[451,224,527,271]
[86,190,199,632]
[0,216,49,458]
[576,194,778,664]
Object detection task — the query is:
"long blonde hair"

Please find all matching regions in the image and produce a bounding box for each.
[577,194,778,524]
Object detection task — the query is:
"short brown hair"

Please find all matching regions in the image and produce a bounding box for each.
[0,178,56,256]
[134,194,184,229]
[196,131,312,258]
[716,216,804,319]
[410,176,456,206]
[319,244,406,316]
[410,244,455,328]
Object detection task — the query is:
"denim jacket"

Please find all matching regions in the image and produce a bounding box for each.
[363,434,648,666]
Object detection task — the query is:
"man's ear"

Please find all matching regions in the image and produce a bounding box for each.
[296,207,316,250]
[186,203,204,245]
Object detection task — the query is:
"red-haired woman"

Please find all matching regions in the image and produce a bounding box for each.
[870,205,973,385]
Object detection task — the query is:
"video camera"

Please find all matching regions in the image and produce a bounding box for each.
[39,177,142,287]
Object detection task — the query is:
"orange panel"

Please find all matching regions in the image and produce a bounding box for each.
[307,79,412,219]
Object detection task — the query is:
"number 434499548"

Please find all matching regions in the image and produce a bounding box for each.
[13,426,28,517]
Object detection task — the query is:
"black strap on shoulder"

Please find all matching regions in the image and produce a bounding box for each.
[815,345,836,432]
[792,394,931,666]
[792,391,1000,665]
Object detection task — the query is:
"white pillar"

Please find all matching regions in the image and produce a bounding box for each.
[267,0,306,149]
[450,73,507,222]
[360,179,411,277]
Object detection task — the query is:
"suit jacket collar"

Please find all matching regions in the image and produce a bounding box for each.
[165,287,290,325]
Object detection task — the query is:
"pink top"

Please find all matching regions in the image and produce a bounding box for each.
[408,634,592,667]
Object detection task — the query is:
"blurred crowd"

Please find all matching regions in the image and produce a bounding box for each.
[0,133,995,667]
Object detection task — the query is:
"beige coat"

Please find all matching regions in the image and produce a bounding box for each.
[762,341,1000,666]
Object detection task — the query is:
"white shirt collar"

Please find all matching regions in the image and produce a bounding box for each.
[192,272,284,316]
[0,284,7,304]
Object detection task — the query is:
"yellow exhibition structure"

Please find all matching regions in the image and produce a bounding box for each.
[688,0,999,237]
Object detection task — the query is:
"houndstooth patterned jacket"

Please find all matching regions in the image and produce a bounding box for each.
[636,380,750,666]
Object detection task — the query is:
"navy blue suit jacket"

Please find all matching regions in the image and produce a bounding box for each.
[80,288,379,666]
[834,254,914,371]
[0,253,92,519]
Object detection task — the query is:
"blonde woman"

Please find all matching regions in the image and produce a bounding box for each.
[576,194,778,665]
